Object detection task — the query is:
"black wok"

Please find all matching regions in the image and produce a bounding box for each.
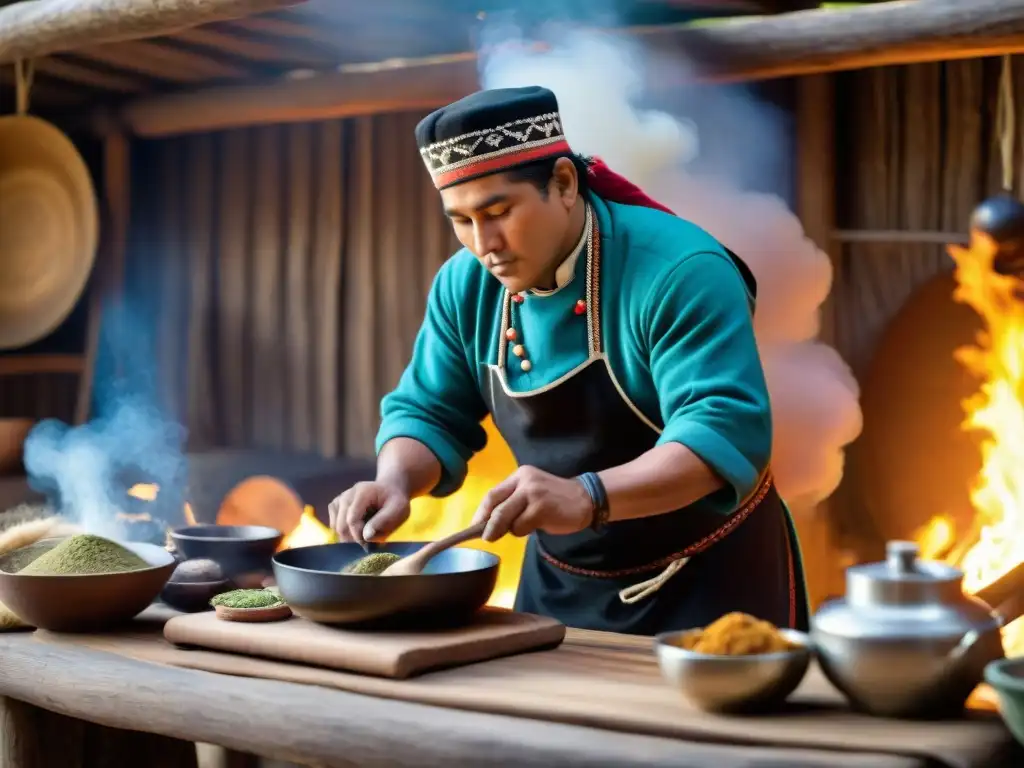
[272,542,499,628]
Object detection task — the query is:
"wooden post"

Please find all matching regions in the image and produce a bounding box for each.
[796,74,837,343]
[75,127,131,425]
[794,73,844,608]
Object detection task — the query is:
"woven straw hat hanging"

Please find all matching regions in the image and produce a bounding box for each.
[0,60,98,350]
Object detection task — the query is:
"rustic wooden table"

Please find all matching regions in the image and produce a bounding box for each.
[0,632,1014,768]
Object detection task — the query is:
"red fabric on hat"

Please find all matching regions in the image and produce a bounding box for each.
[586,157,676,216]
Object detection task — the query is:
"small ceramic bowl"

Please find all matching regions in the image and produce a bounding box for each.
[169,525,282,581]
[654,628,812,713]
[214,603,292,622]
[984,657,1024,747]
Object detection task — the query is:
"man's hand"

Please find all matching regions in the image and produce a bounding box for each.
[471,466,594,542]
[328,481,411,546]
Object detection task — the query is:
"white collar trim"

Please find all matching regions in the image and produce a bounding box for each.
[529,208,590,297]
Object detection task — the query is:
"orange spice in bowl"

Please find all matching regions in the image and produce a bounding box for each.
[654,613,811,712]
[670,612,800,656]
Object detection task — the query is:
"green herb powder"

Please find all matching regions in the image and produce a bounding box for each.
[1,541,55,574]
[210,589,284,609]
[20,534,149,576]
[342,552,402,575]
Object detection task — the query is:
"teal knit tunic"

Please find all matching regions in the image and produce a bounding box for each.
[375,194,772,515]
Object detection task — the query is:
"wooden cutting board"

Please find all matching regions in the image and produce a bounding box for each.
[163,608,565,679]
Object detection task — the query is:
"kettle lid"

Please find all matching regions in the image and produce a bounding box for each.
[852,540,962,582]
[846,540,964,607]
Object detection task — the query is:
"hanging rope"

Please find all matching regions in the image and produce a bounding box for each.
[996,54,1016,193]
[13,58,34,116]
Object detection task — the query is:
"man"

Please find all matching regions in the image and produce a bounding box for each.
[329,85,809,636]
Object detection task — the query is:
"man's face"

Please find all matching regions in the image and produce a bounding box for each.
[440,162,578,293]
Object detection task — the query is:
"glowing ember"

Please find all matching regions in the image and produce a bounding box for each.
[127,483,197,526]
[924,236,1024,655]
[127,483,159,502]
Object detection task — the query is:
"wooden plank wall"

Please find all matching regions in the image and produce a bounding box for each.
[121,112,460,458]
[111,78,796,460]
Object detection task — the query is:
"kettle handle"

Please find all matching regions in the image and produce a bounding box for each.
[974,562,1024,624]
[948,628,983,663]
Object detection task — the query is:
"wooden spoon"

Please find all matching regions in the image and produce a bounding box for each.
[379,522,487,577]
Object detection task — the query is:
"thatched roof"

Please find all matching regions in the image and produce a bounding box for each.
[1,0,1023,136]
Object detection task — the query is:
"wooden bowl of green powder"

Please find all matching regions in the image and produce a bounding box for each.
[0,534,176,632]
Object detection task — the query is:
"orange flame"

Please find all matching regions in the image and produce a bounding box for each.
[127,483,196,526]
[923,235,1024,655]
[393,417,524,608]
[280,506,337,550]
[127,483,159,502]
[914,515,956,562]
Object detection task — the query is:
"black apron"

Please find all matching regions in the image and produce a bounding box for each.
[481,207,810,637]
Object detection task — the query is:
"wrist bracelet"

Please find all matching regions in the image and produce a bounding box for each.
[576,472,610,532]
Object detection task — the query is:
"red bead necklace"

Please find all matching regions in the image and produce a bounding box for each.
[499,207,592,374]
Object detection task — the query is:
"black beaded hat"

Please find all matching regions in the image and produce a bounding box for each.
[415,86,571,190]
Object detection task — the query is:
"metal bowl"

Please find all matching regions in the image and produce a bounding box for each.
[272,542,499,628]
[654,628,812,713]
[169,524,282,580]
[0,538,176,632]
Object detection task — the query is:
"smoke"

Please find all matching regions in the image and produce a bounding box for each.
[22,298,187,540]
[478,28,862,505]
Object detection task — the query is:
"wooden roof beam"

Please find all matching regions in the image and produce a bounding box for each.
[115,54,482,137]
[0,0,306,65]
[115,0,1024,138]
[640,0,1024,80]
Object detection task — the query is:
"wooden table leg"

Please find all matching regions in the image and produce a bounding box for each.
[0,696,199,768]
[196,745,262,768]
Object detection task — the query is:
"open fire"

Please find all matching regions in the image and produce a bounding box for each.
[389,417,523,608]
[275,417,526,608]
[915,235,1024,655]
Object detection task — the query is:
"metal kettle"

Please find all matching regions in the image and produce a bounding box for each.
[812,540,1013,719]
